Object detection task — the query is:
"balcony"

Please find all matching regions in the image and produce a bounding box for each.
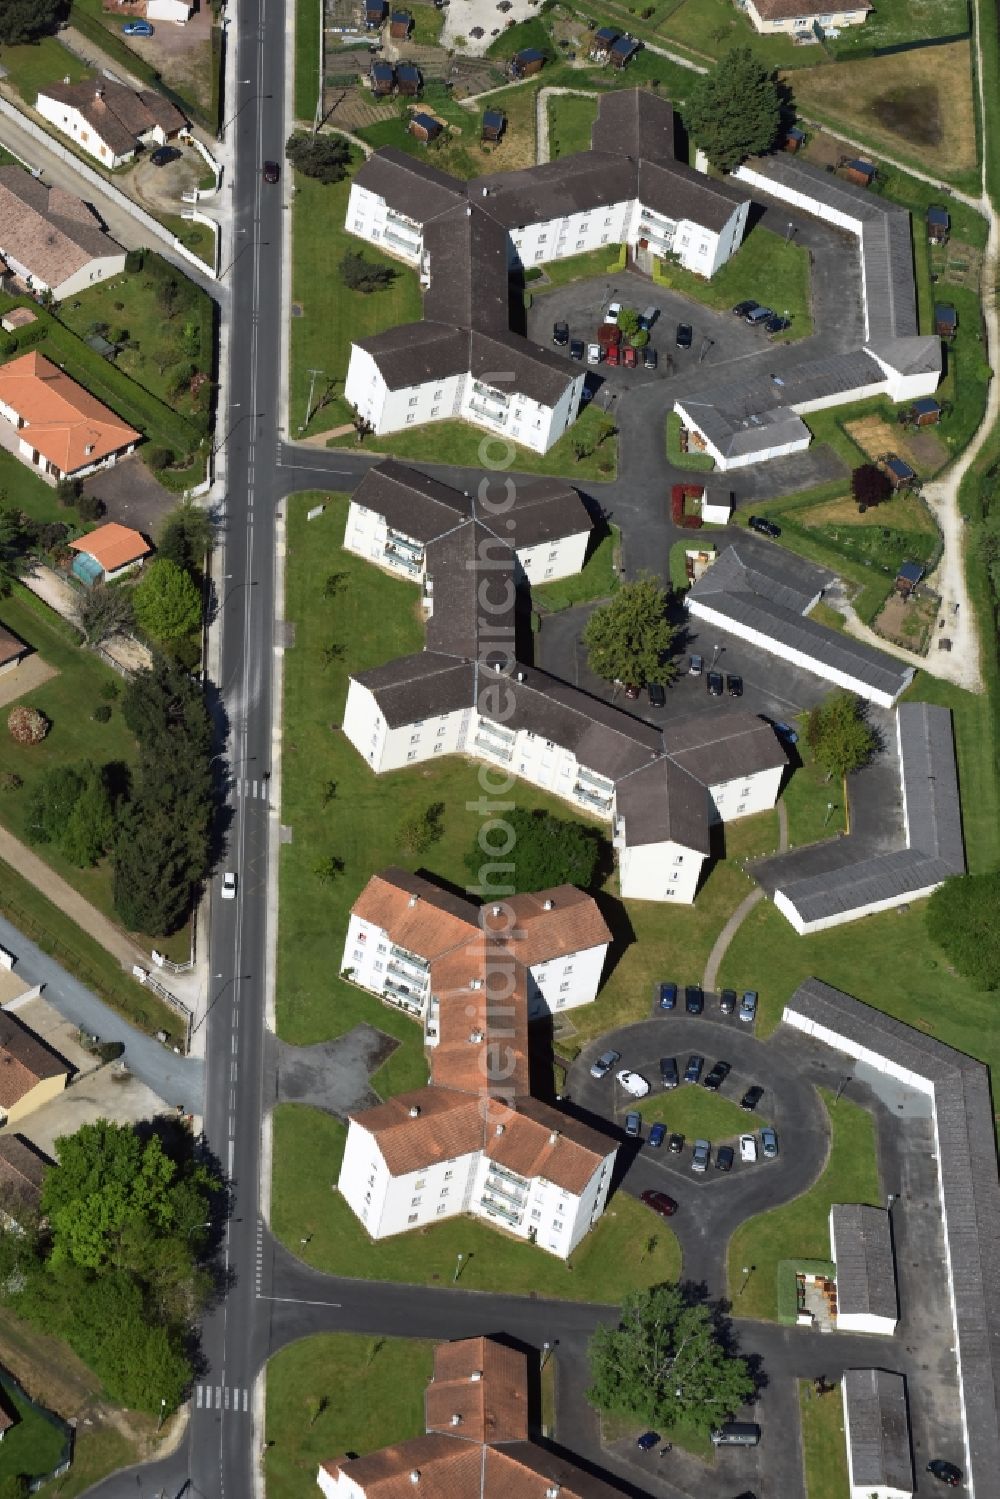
[384,545,421,577]
[389,947,429,979]
[576,766,613,793]
[382,979,423,1014]
[479,1193,522,1226]
[483,1174,528,1208]
[573,783,613,813]
[386,529,423,558]
[467,400,507,427]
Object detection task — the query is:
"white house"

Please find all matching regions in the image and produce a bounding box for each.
[0,168,126,300]
[744,0,871,37]
[146,0,194,21]
[841,1369,913,1499]
[829,1204,898,1335]
[35,78,187,169]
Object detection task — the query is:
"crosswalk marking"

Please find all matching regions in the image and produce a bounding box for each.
[236,778,269,801]
[196,1384,250,1415]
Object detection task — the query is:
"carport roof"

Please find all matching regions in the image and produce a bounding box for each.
[898,701,965,871]
[842,1369,912,1493]
[689,540,831,613]
[774,847,957,922]
[830,1204,897,1321]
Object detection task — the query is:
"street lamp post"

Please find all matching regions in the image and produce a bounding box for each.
[156,1396,168,1433]
[740,1263,756,1295]
[823,800,835,827]
[541,1340,554,1369]
[785,221,795,243]
[453,1252,464,1283]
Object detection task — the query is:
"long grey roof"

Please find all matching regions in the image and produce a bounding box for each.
[351,459,466,542]
[688,544,911,699]
[689,540,831,612]
[422,204,511,336]
[471,152,636,231]
[353,148,465,223]
[425,520,517,660]
[786,980,1000,1497]
[774,847,957,923]
[830,1204,897,1322]
[590,86,676,162]
[897,701,965,871]
[842,1369,912,1493]
[356,322,575,409]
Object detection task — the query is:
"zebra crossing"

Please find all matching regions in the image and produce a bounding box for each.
[236,778,270,801]
[196,1384,251,1414]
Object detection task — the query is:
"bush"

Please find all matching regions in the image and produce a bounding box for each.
[77,493,107,523]
[125,249,145,274]
[285,132,351,183]
[145,445,174,473]
[0,771,23,791]
[100,679,120,701]
[926,872,1000,990]
[93,704,113,723]
[7,705,49,745]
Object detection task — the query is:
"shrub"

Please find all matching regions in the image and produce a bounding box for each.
[100,679,120,701]
[93,704,113,723]
[77,493,107,523]
[146,445,174,472]
[7,705,49,745]
[0,771,23,791]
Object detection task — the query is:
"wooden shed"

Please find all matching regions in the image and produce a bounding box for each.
[509,47,545,78]
[408,112,443,144]
[840,157,876,187]
[482,108,506,143]
[610,35,641,68]
[895,560,925,597]
[590,26,619,61]
[879,453,917,490]
[370,60,396,96]
[784,126,806,153]
[926,204,950,243]
[910,397,942,427]
[396,62,422,96]
[934,302,958,339]
[365,0,387,27]
[389,9,412,38]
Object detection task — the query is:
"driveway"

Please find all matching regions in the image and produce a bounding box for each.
[82,454,181,540]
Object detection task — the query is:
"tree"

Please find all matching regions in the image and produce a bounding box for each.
[805,690,878,780]
[314,853,345,884]
[156,276,181,321]
[0,506,31,596]
[7,705,48,745]
[398,802,445,856]
[285,132,351,183]
[588,1285,754,1432]
[27,763,114,868]
[926,872,1000,991]
[158,503,214,580]
[133,558,202,644]
[339,251,397,294]
[77,492,106,523]
[0,0,63,46]
[582,574,676,688]
[465,807,604,892]
[686,47,781,171]
[617,308,640,338]
[80,583,133,644]
[851,463,893,511]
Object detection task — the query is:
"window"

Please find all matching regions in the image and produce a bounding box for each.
[698,244,708,255]
[538,233,547,244]
[741,786,751,797]
[551,1220,564,1232]
[444,1170,453,1180]
[576,240,585,249]
[410,1196,422,1207]
[373,960,384,971]
[674,855,684,865]
[531,1208,542,1221]
[377,942,387,953]
[354,221,364,233]
[406,751,417,762]
[434,389,444,399]
[559,981,570,992]
[408,1213,418,1224]
[353,948,364,962]
[534,250,545,261]
[601,235,609,244]
[415,1178,426,1189]
[544,568,554,578]
[437,725,446,736]
[431,407,440,417]
[368,1172,376,1186]
[408,397,418,407]
[405,414,415,424]
[436,1204,448,1215]
[410,734,420,744]
[364,1191,371,1204]
[604,216,613,225]
[737,803,746,814]
[433,743,443,753]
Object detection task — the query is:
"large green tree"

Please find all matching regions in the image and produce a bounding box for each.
[466,807,604,892]
[133,558,202,644]
[27,763,113,868]
[805,689,878,781]
[285,132,351,183]
[686,47,781,171]
[0,0,63,46]
[926,871,1000,991]
[582,574,676,688]
[0,507,31,597]
[589,1285,754,1431]
[157,502,214,581]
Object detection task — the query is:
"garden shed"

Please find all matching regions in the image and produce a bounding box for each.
[841,158,876,186]
[482,109,506,143]
[934,303,957,338]
[926,204,950,242]
[69,521,151,585]
[509,48,545,78]
[610,36,641,68]
[396,63,422,97]
[389,10,412,38]
[408,112,443,143]
[895,560,925,597]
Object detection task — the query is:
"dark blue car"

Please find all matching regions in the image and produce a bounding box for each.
[658,982,677,1011]
[685,985,704,1015]
[647,1122,666,1149]
[637,1431,660,1451]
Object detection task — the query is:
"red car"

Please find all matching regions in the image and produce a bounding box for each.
[623,345,637,368]
[640,1189,677,1218]
[606,343,620,366]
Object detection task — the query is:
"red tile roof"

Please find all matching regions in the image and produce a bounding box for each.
[0,352,139,475]
[69,521,150,573]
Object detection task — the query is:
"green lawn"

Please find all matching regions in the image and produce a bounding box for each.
[799,1381,850,1499]
[336,402,619,483]
[409,3,444,44]
[667,410,716,471]
[265,1333,433,1499]
[639,1086,771,1141]
[932,285,991,460]
[548,92,599,159]
[485,16,552,59]
[0,446,77,528]
[599,1402,715,1459]
[155,212,218,273]
[56,256,214,432]
[781,740,847,847]
[654,225,812,340]
[294,0,322,120]
[0,37,89,100]
[0,1380,67,1484]
[290,158,423,438]
[272,1104,681,1298]
[727,1091,881,1320]
[871,162,988,251]
[532,242,625,291]
[532,526,619,612]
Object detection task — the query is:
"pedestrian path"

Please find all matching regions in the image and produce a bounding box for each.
[702,800,790,990]
[235,777,270,802]
[195,1384,251,1415]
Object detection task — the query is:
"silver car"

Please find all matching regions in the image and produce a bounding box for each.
[760,1126,779,1159]
[691,1138,711,1173]
[739,990,758,1024]
[590,1049,620,1080]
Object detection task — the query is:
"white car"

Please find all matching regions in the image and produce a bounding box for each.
[615,1069,650,1099]
[587,342,602,364]
[739,1133,757,1163]
[604,301,622,325]
[221,872,237,900]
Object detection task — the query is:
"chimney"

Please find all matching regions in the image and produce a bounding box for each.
[494,1123,505,1136]
[492,905,501,916]
[408,894,419,907]
[450,1413,462,1426]
[548,1130,559,1145]
[409,1471,421,1485]
[470,1370,483,1381]
[546,1489,561,1498]
[543,898,553,911]
[492,661,501,673]
[469,978,482,990]
[466,204,472,218]
[408,1104,420,1118]
[95,85,105,101]
[482,187,489,196]
[468,1029,484,1043]
[516,670,526,682]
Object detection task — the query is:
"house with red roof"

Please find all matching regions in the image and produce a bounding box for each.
[0,351,140,482]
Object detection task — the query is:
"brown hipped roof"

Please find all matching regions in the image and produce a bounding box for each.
[425,1338,529,1444]
[0,1012,69,1109]
[353,868,479,959]
[0,166,123,291]
[69,521,150,572]
[349,1089,484,1173]
[484,886,612,965]
[0,352,139,475]
[38,78,187,157]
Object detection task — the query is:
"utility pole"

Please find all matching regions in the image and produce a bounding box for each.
[304,368,325,430]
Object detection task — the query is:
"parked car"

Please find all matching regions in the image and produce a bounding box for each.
[745,305,775,326]
[625,1111,642,1138]
[716,1145,735,1172]
[605,301,622,325]
[926,1460,962,1487]
[748,514,781,539]
[668,1132,684,1153]
[675,322,693,348]
[771,719,799,744]
[691,1138,711,1172]
[590,1049,620,1080]
[739,990,758,1025]
[707,671,724,697]
[765,314,790,335]
[740,1133,758,1164]
[703,1060,731,1092]
[640,1188,677,1217]
[658,982,678,1011]
[685,985,704,1015]
[732,300,759,318]
[760,1126,779,1159]
[647,1122,666,1149]
[570,338,584,360]
[587,343,602,364]
[727,673,743,697]
[637,1431,660,1451]
[606,343,620,366]
[263,160,280,183]
[553,321,569,345]
[616,1069,650,1098]
[741,1085,764,1112]
[660,1056,679,1089]
[684,1054,704,1085]
[719,988,737,1016]
[639,305,659,330]
[643,346,657,370]
[123,20,155,35]
[150,146,182,167]
[221,872,237,900]
[648,681,666,708]
[688,653,703,676]
[623,345,638,368]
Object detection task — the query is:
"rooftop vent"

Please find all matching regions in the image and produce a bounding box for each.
[492,905,501,916]
[546,1488,561,1498]
[466,204,472,218]
[408,1104,421,1118]
[409,1471,421,1485]
[493,661,502,673]
[495,1124,505,1136]
[408,894,419,907]
[469,1029,484,1044]
[482,187,489,196]
[469,978,483,990]
[451,1413,462,1426]
[470,1370,483,1381]
[548,1130,559,1145]
[543,898,553,911]
[516,670,526,682]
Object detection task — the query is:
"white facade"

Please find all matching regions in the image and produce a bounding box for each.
[687,596,911,709]
[745,2,870,35]
[347,181,424,265]
[707,763,785,823]
[525,943,607,1018]
[615,834,704,904]
[338,1115,616,1259]
[35,92,169,168]
[0,245,126,302]
[147,0,194,21]
[773,879,943,935]
[342,678,471,773]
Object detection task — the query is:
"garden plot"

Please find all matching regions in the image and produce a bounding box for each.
[843,415,939,474]
[874,588,939,655]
